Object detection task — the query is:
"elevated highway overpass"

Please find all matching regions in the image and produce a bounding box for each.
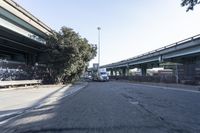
[101,34,200,83]
[0,0,53,65]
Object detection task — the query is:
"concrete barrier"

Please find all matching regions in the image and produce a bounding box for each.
[0,80,42,88]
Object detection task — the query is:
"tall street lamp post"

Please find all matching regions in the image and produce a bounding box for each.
[97,27,101,66]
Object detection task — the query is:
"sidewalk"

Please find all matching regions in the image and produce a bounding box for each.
[0,82,87,125]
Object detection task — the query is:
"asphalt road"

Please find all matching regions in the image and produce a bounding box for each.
[1,81,200,133]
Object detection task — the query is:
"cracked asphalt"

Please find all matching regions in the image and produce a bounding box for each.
[1,81,200,133]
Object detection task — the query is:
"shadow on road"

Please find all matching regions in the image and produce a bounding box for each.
[0,85,69,126]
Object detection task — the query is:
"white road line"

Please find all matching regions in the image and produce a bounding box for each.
[129,101,139,105]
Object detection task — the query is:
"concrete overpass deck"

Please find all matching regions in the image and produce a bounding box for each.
[0,0,52,39]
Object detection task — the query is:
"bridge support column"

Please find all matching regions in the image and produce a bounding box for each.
[122,67,129,76]
[116,69,121,76]
[122,68,126,76]
[113,70,117,76]
[141,65,147,76]
[119,69,123,76]
[126,65,130,76]
[110,69,114,76]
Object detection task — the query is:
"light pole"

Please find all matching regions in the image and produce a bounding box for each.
[97,27,101,66]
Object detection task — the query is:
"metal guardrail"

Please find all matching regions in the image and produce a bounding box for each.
[103,34,200,67]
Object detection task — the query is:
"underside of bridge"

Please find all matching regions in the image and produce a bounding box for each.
[0,26,48,81]
[0,26,46,65]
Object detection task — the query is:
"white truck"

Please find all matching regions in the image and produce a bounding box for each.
[92,68,109,81]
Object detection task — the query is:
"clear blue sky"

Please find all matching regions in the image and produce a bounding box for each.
[15,0,200,67]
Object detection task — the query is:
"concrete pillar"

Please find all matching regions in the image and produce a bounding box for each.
[110,69,114,76]
[122,68,126,76]
[122,67,129,76]
[113,70,117,76]
[141,66,147,76]
[119,69,123,76]
[126,65,130,76]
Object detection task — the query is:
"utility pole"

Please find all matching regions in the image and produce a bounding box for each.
[97,27,101,66]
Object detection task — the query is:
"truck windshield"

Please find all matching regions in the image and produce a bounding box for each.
[100,72,107,75]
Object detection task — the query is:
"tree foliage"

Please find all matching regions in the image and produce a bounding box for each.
[181,0,200,11]
[45,27,96,83]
